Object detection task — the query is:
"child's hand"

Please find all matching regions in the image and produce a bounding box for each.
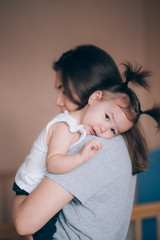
[80,139,103,162]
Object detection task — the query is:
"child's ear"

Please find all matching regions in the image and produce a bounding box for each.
[88,91,103,105]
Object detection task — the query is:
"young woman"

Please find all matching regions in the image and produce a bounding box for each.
[12,45,160,240]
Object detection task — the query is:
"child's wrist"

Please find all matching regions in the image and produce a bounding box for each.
[79,152,88,163]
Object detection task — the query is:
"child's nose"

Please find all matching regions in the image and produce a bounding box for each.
[100,125,107,133]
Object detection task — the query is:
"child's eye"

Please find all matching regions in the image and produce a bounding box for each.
[105,114,110,120]
[111,128,115,135]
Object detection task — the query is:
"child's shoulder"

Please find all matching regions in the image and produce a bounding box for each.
[51,110,75,124]
[46,111,78,135]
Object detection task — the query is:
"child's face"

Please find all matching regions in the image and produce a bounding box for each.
[82,98,133,139]
[55,72,79,112]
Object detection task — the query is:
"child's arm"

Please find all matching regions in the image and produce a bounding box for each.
[46,122,103,174]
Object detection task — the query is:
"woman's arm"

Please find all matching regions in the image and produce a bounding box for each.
[12,177,74,235]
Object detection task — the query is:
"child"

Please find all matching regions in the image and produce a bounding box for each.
[13,62,160,239]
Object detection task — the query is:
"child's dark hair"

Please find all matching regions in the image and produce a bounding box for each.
[103,62,160,131]
[105,62,160,174]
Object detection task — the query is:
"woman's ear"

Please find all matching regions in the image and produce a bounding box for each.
[88,91,103,105]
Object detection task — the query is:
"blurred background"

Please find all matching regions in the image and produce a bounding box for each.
[0,0,160,239]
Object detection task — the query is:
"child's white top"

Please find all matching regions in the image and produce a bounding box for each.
[15,111,86,193]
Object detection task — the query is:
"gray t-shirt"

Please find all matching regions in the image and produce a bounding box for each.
[46,135,137,240]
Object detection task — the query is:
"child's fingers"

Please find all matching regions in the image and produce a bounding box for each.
[88,139,103,150]
[81,139,103,161]
[91,139,103,149]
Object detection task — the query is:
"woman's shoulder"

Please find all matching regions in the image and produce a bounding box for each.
[85,134,129,160]
[85,134,125,149]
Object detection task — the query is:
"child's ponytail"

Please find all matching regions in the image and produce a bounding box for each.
[120,62,160,130]
[140,105,160,130]
[122,62,151,91]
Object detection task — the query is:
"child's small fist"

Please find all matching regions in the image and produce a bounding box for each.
[81,139,103,161]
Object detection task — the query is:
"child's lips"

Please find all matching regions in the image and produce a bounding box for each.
[90,127,97,136]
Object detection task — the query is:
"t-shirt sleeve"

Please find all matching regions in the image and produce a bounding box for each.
[45,135,124,204]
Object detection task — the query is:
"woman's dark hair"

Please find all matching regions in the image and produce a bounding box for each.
[122,124,148,174]
[53,45,122,108]
[53,44,159,175]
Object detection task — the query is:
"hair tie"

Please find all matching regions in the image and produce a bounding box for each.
[122,81,128,89]
[139,109,143,115]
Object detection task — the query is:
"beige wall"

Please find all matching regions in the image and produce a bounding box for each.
[0,0,160,175]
